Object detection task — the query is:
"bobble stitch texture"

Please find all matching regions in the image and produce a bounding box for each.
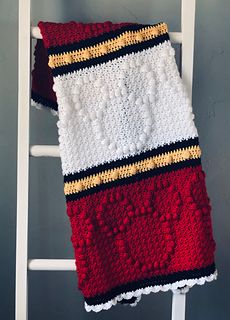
[31,20,217,313]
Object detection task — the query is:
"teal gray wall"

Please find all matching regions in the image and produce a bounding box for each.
[0,0,229,319]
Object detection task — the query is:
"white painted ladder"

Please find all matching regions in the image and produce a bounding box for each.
[15,0,196,319]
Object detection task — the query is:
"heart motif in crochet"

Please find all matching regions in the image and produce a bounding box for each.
[71,59,158,156]
[94,179,183,273]
[67,167,215,289]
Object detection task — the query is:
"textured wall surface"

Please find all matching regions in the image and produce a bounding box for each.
[0,0,229,319]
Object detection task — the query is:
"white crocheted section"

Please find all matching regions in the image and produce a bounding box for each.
[121,295,142,307]
[84,270,218,312]
[31,99,59,116]
[52,40,198,176]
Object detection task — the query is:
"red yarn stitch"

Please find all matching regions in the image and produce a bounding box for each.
[38,21,133,48]
[67,165,216,298]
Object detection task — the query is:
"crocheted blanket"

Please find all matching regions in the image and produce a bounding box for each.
[31,21,217,312]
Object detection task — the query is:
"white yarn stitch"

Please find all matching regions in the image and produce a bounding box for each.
[119,295,142,307]
[84,270,218,312]
[31,99,59,116]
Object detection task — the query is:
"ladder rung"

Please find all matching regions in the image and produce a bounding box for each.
[171,292,186,320]
[30,26,182,44]
[170,32,182,43]
[30,145,60,157]
[28,259,76,271]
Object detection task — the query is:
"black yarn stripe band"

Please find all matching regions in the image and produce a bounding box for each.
[84,263,216,305]
[31,91,58,111]
[118,296,138,305]
[65,158,201,202]
[52,33,170,77]
[64,137,199,182]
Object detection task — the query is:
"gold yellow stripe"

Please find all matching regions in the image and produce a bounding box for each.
[64,145,201,195]
[48,23,168,68]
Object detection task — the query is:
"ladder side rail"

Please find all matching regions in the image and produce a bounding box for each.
[15,0,31,319]
[171,1,196,320]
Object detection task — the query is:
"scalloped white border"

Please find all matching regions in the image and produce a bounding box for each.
[31,99,59,117]
[84,270,218,312]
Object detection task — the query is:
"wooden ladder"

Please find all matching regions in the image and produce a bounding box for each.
[15,0,196,319]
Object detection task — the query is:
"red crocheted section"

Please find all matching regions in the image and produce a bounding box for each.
[31,40,56,107]
[38,21,133,48]
[66,165,216,298]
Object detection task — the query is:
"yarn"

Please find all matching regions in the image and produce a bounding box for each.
[31,20,217,312]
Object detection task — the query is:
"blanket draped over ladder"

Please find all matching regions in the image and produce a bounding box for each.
[31,20,217,312]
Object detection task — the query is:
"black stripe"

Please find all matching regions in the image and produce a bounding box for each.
[65,158,201,202]
[31,91,58,111]
[118,296,138,305]
[84,263,216,305]
[52,33,170,77]
[47,23,158,55]
[64,137,199,182]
